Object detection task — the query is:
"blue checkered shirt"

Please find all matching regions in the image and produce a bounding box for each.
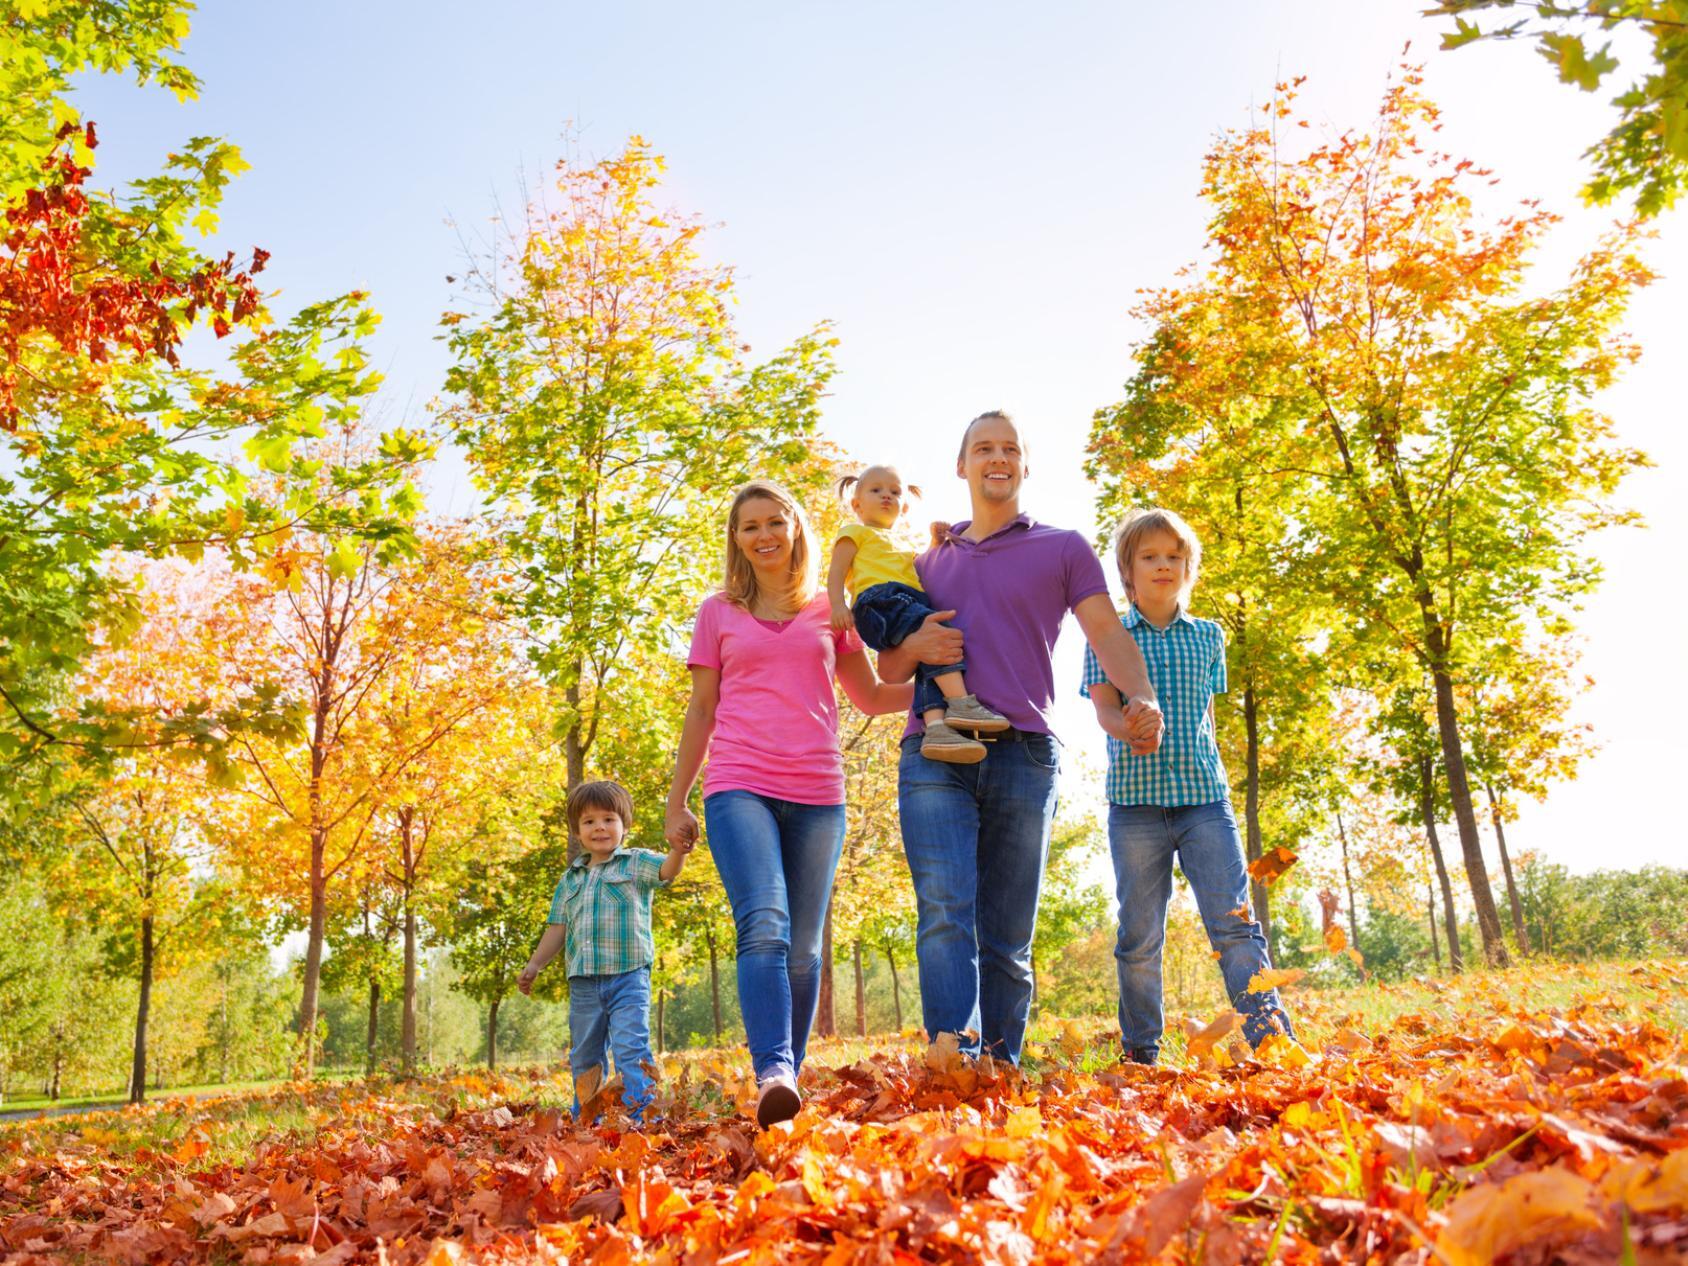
[1081,604,1231,807]
[546,848,669,978]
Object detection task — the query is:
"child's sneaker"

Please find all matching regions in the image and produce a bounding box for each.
[944,694,1010,733]
[755,1072,801,1128]
[921,721,987,764]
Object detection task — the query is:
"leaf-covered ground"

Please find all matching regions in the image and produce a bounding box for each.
[2,961,1684,1265]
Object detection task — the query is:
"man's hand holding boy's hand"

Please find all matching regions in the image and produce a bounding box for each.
[1123,697,1165,755]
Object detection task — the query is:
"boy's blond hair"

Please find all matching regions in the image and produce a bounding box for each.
[1113,507,1202,599]
[722,480,819,611]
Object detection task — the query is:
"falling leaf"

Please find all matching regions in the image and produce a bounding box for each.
[1246,967,1305,994]
[1247,847,1298,884]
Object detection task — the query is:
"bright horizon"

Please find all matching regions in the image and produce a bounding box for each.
[75,1,1686,879]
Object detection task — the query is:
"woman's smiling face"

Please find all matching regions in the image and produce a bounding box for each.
[734,495,794,576]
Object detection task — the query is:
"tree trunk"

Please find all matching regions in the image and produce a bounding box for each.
[1427,874,1441,971]
[1335,810,1362,960]
[884,941,903,1030]
[365,978,381,1076]
[1419,755,1463,973]
[486,997,500,1070]
[1423,646,1510,966]
[853,940,866,1038]
[219,967,230,1084]
[1242,685,1271,944]
[706,927,722,1041]
[816,899,836,1039]
[297,837,328,1077]
[401,902,419,1076]
[130,913,154,1105]
[1486,785,1529,953]
[50,1045,61,1102]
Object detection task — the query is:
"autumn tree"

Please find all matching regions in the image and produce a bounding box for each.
[1431,0,1688,215]
[440,136,837,798]
[0,3,423,785]
[1120,72,1651,965]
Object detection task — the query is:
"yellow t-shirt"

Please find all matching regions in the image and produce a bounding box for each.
[838,522,921,596]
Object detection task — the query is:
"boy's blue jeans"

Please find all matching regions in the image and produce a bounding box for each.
[896,731,1061,1064]
[568,966,654,1119]
[1108,800,1294,1061]
[704,790,846,1082]
[851,581,957,717]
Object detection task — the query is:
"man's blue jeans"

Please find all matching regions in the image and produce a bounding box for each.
[568,966,654,1119]
[704,790,846,1081]
[897,731,1061,1064]
[1108,800,1294,1061]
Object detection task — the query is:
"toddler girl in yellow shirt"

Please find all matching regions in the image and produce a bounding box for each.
[827,464,1007,763]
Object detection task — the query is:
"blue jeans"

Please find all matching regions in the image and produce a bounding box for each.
[1108,800,1294,1061]
[568,966,654,1119]
[851,581,958,717]
[704,790,846,1081]
[897,731,1061,1064]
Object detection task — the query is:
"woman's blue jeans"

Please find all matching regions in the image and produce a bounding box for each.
[568,966,654,1119]
[1108,800,1294,1061]
[703,790,846,1081]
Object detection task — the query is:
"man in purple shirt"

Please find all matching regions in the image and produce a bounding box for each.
[880,410,1164,1064]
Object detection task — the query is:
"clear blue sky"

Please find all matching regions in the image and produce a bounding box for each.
[76,1,1687,874]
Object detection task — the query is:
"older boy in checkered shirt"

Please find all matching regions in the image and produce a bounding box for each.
[518,780,691,1120]
[1081,507,1295,1065]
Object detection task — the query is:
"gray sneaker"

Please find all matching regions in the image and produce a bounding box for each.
[921,720,987,764]
[945,694,1010,733]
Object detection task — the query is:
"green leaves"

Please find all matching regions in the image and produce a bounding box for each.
[1431,0,1688,215]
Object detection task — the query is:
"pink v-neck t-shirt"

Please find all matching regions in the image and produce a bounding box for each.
[687,592,863,804]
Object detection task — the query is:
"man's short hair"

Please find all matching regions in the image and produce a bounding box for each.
[957,409,1018,464]
[566,780,634,836]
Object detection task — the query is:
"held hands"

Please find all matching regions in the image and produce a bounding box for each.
[1122,696,1165,755]
[830,601,855,634]
[665,802,699,851]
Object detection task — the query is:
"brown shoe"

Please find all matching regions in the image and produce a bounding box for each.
[945,694,1010,732]
[921,721,986,764]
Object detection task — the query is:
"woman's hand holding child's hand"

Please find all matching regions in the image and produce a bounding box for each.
[665,803,699,851]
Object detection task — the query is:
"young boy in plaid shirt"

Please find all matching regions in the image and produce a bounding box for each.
[1081,508,1295,1064]
[518,780,692,1120]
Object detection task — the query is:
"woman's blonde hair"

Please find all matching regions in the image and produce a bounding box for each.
[1113,506,1202,598]
[722,480,819,611]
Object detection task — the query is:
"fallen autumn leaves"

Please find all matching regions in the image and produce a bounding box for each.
[1,962,1684,1265]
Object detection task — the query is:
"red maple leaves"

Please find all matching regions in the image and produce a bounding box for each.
[0,121,269,427]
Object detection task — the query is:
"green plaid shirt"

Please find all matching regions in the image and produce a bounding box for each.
[546,847,670,978]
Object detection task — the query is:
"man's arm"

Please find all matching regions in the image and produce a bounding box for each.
[876,609,963,683]
[1073,594,1164,753]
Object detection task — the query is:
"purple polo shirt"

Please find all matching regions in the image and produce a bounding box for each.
[902,514,1109,738]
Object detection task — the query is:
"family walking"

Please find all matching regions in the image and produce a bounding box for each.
[518,410,1295,1126]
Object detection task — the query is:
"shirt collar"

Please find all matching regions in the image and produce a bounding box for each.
[570,845,632,871]
[944,513,1033,545]
[1122,601,1192,630]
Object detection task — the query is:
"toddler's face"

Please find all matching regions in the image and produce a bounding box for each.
[1126,529,1189,603]
[578,807,627,860]
[852,469,906,528]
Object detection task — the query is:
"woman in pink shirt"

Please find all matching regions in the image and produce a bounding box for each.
[665,480,911,1127]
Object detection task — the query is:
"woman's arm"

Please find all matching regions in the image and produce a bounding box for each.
[665,666,720,847]
[827,537,858,632]
[835,648,916,715]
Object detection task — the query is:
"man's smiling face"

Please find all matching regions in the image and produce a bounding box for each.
[957,414,1026,506]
